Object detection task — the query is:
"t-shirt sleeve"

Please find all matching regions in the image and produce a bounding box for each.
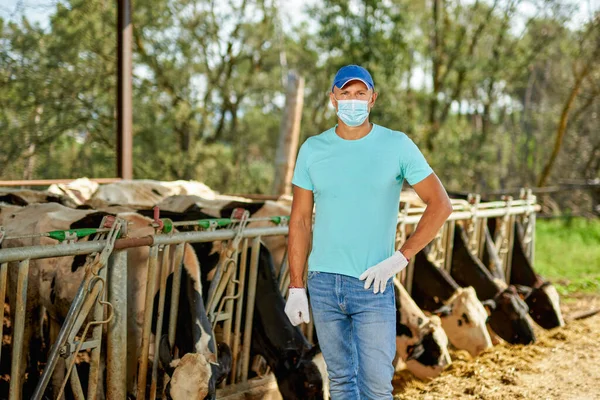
[400,136,434,186]
[291,140,314,191]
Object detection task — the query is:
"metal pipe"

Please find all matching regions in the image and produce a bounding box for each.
[9,260,29,400]
[0,205,543,264]
[33,269,95,399]
[150,245,170,400]
[241,237,261,382]
[220,248,237,386]
[168,243,185,347]
[0,263,7,364]
[230,238,248,384]
[136,245,159,400]
[106,250,128,400]
[404,258,416,296]
[0,226,289,263]
[88,262,109,400]
[67,354,86,400]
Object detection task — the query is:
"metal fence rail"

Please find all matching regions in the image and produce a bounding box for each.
[0,191,539,399]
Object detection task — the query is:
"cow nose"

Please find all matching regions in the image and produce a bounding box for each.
[474,344,486,355]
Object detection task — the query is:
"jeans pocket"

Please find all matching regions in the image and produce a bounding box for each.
[307,270,320,280]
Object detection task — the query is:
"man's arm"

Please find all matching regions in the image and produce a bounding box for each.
[288,185,314,287]
[399,173,453,260]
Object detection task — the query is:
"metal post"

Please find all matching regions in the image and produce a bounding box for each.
[87,258,109,400]
[136,245,159,400]
[67,354,86,400]
[241,237,261,382]
[150,245,170,400]
[0,263,7,364]
[231,238,248,384]
[117,0,133,179]
[529,207,536,266]
[107,250,128,400]
[32,274,92,400]
[443,220,455,273]
[168,243,185,347]
[220,248,237,387]
[404,258,416,295]
[9,260,29,400]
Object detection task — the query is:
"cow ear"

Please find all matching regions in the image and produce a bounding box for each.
[432,304,452,317]
[481,299,496,316]
[159,335,175,376]
[513,285,533,300]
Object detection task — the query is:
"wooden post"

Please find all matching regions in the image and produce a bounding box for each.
[273,71,305,196]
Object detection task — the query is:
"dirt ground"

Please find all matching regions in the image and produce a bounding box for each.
[393,294,600,400]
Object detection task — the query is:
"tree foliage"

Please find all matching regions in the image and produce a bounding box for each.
[0,0,598,210]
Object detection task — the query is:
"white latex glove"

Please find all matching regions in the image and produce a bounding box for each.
[285,288,310,326]
[359,250,409,294]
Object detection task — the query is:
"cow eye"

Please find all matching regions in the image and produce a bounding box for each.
[457,319,463,326]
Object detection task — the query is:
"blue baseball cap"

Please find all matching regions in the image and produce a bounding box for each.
[331,65,374,92]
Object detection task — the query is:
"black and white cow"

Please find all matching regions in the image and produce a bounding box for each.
[190,238,324,399]
[1,203,230,399]
[450,224,536,345]
[136,207,323,399]
[393,279,452,380]
[485,219,564,330]
[411,250,493,357]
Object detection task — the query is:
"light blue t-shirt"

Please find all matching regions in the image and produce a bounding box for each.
[291,123,433,278]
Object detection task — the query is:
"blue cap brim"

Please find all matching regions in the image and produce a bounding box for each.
[331,78,373,92]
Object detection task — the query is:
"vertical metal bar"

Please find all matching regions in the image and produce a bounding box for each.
[150,245,170,400]
[220,249,237,388]
[404,257,416,296]
[0,263,7,364]
[529,210,536,265]
[136,245,159,400]
[117,0,133,179]
[87,260,109,400]
[168,243,185,347]
[504,215,516,284]
[444,220,455,273]
[476,218,487,259]
[9,260,29,400]
[231,238,248,384]
[107,250,128,400]
[67,354,86,400]
[241,237,261,382]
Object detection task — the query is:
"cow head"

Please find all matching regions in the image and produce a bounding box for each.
[275,347,323,400]
[486,286,536,344]
[515,282,564,329]
[159,335,231,400]
[404,315,452,380]
[433,286,493,357]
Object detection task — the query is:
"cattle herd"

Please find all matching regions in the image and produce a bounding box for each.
[0,179,565,400]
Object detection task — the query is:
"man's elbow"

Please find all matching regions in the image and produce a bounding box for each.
[426,195,453,219]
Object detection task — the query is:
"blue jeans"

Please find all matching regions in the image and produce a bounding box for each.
[307,271,396,400]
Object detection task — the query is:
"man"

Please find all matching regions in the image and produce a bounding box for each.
[284,64,453,400]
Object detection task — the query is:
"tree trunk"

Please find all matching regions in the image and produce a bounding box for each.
[537,64,591,187]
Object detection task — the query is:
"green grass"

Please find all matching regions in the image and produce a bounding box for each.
[534,217,600,295]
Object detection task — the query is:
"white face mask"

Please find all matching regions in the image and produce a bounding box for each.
[336,98,370,127]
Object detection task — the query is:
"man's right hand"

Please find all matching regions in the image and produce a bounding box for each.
[285,288,310,326]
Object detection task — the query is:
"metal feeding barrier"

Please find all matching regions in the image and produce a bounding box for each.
[0,190,539,399]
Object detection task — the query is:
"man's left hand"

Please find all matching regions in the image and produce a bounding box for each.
[359,250,408,294]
